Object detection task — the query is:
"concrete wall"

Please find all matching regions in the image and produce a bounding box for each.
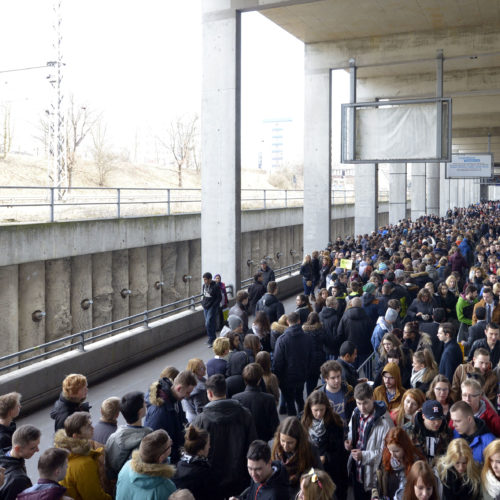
[0,273,303,415]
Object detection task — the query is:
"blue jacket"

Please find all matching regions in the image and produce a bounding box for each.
[439,340,463,382]
[144,377,186,464]
[453,417,495,463]
[273,324,313,385]
[116,451,176,500]
[371,317,391,353]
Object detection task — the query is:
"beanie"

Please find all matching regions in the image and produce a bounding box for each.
[227,315,243,330]
[363,283,376,295]
[385,307,398,323]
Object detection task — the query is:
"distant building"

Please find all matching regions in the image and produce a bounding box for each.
[259,118,294,171]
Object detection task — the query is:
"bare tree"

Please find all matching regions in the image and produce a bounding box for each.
[90,120,117,186]
[157,113,199,187]
[0,104,13,160]
[66,95,99,187]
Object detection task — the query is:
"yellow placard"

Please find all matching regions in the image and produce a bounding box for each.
[340,258,353,270]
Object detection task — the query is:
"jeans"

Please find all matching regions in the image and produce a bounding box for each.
[281,382,305,416]
[302,278,314,296]
[203,304,218,343]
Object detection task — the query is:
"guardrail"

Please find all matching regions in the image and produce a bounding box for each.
[0,186,390,223]
[241,262,301,287]
[357,351,377,380]
[0,285,234,374]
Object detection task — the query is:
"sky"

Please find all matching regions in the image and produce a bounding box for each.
[0,0,305,168]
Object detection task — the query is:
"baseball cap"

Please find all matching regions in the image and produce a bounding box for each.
[422,400,443,420]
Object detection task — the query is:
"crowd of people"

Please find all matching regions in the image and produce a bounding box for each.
[2,201,500,499]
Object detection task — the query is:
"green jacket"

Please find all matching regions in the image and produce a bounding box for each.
[456,295,478,326]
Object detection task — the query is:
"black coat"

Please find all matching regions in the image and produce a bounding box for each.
[465,320,487,350]
[247,281,266,315]
[300,263,313,281]
[273,324,313,386]
[318,306,340,356]
[238,460,290,500]
[0,450,32,500]
[319,265,330,289]
[192,399,257,499]
[49,393,90,432]
[296,305,310,325]
[338,358,358,388]
[232,386,279,442]
[173,455,217,500]
[302,324,328,374]
[0,421,16,450]
[407,299,434,322]
[337,307,373,356]
[256,293,285,324]
[419,321,443,363]
[441,467,480,500]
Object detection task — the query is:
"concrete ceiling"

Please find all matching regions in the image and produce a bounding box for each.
[259,0,500,161]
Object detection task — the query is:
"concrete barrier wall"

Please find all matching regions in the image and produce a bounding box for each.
[0,273,303,415]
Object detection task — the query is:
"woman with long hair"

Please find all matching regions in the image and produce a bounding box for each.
[410,349,438,394]
[242,334,261,363]
[374,333,411,387]
[372,427,424,500]
[482,439,500,500]
[182,359,208,423]
[426,374,453,418]
[402,460,440,500]
[302,313,327,395]
[301,391,347,500]
[314,288,329,314]
[296,294,313,325]
[434,282,458,320]
[407,288,434,323]
[296,469,335,500]
[271,416,321,493]
[436,438,481,500]
[251,311,271,352]
[255,350,280,404]
[391,388,426,427]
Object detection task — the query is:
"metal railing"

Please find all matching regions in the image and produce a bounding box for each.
[0,285,233,374]
[0,186,390,224]
[241,262,301,287]
[357,351,377,380]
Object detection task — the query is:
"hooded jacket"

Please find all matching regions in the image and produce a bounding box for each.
[456,294,478,326]
[172,454,215,500]
[17,479,67,500]
[453,416,495,463]
[270,320,287,351]
[373,362,405,412]
[192,398,257,498]
[181,377,208,423]
[337,306,373,355]
[53,430,111,500]
[105,425,153,479]
[237,460,290,500]
[50,393,90,432]
[371,316,392,353]
[0,449,32,500]
[115,450,176,500]
[144,377,186,464]
[302,323,327,373]
[201,280,221,310]
[347,400,394,492]
[318,306,340,356]
[403,410,452,464]
[256,293,285,324]
[273,324,313,386]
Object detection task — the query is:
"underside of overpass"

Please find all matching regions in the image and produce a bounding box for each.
[201,0,500,289]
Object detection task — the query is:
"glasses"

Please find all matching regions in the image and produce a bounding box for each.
[383,375,395,381]
[434,387,449,392]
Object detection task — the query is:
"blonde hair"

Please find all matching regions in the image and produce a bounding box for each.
[436,438,480,496]
[483,440,500,483]
[413,349,438,382]
[299,469,335,500]
[62,374,87,399]
[187,358,204,374]
[0,392,21,419]
[159,366,179,380]
[100,397,120,421]
[213,337,230,356]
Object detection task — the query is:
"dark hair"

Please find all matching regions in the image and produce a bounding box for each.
[206,374,226,397]
[38,447,69,477]
[254,272,263,282]
[267,281,278,294]
[432,308,446,322]
[304,312,321,326]
[120,391,145,424]
[227,332,240,350]
[301,391,343,430]
[12,425,41,448]
[64,412,91,437]
[440,322,456,338]
[247,440,271,462]
[465,284,477,295]
[243,363,263,386]
[287,312,300,325]
[255,351,272,374]
[173,370,197,388]
[487,322,500,331]
[475,307,486,320]
[202,272,212,280]
[236,290,249,303]
[354,382,373,400]
[339,340,356,357]
[253,311,270,333]
[320,360,342,379]
[183,425,209,456]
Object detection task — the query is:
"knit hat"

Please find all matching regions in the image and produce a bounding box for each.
[227,315,243,330]
[394,269,405,279]
[379,262,388,271]
[385,308,398,323]
[363,283,376,295]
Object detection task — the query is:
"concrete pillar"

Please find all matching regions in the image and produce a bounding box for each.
[439,163,450,217]
[355,164,378,235]
[259,230,268,267]
[189,239,201,296]
[457,179,465,207]
[304,49,331,254]
[292,226,301,265]
[112,250,129,322]
[18,262,45,352]
[411,163,426,219]
[241,232,251,282]
[480,183,489,202]
[161,243,179,306]
[92,252,113,330]
[0,265,19,358]
[449,178,459,209]
[45,258,72,342]
[147,245,162,311]
[129,247,148,317]
[174,241,189,299]
[201,5,241,291]
[389,163,407,225]
[71,255,92,335]
[426,162,440,215]
[250,231,260,275]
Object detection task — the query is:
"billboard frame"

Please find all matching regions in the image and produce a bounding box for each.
[445,153,494,179]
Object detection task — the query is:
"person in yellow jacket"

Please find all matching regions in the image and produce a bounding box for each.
[373,362,406,412]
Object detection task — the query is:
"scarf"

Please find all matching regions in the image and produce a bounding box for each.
[485,469,500,498]
[410,368,426,388]
[309,418,326,447]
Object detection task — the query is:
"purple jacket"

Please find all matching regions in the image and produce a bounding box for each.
[18,479,67,500]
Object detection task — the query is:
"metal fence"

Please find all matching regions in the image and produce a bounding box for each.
[357,351,377,381]
[0,285,233,374]
[241,262,301,287]
[0,186,390,223]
